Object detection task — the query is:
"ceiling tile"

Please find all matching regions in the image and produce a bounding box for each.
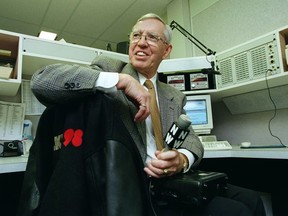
[0,0,172,49]
[0,0,50,25]
[42,0,81,30]
[99,0,173,43]
[58,31,95,47]
[0,17,40,36]
[63,0,135,38]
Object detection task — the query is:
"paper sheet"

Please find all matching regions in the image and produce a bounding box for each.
[21,80,46,115]
[0,101,25,140]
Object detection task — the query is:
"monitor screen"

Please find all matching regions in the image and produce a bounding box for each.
[184,94,213,135]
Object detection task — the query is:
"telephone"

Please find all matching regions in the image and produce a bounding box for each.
[0,140,23,157]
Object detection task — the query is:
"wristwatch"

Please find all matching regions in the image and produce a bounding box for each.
[180,153,189,173]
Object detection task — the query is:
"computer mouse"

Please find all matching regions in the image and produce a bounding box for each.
[241,142,251,148]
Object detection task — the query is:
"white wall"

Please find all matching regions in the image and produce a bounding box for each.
[167,0,288,146]
[212,98,288,146]
[168,0,288,57]
[167,0,193,58]
[191,0,288,56]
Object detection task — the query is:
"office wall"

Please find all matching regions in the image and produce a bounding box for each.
[168,0,288,57]
[190,0,288,146]
[167,0,288,146]
[167,0,193,58]
[212,98,288,146]
[191,0,288,56]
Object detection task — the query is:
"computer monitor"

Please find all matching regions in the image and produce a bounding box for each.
[184,94,213,135]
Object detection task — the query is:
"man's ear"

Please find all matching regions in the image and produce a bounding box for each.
[162,44,172,59]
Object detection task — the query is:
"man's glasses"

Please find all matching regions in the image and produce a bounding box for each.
[129,31,168,46]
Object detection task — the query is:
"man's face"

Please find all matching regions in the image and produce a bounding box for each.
[129,18,172,78]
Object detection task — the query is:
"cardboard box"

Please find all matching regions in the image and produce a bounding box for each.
[0,66,13,79]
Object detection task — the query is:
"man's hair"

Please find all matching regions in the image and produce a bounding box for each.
[134,13,172,44]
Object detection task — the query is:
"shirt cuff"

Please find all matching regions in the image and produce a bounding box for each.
[95,72,119,93]
[177,148,195,173]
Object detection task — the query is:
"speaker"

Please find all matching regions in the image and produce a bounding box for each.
[117,41,129,54]
[216,33,280,89]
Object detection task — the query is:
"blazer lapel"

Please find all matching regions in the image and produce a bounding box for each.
[116,64,147,161]
[157,81,178,136]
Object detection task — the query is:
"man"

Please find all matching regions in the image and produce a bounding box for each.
[31,13,265,216]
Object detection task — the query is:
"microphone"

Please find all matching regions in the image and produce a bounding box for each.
[164,114,191,150]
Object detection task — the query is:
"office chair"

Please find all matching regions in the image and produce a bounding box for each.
[17,93,154,216]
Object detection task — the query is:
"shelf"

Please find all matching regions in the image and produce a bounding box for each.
[22,36,100,65]
[182,71,288,102]
[0,30,22,96]
[21,36,129,76]
[0,156,28,174]
[22,53,91,76]
[1,26,288,102]
[211,72,288,101]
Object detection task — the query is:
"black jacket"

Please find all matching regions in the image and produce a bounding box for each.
[17,93,155,216]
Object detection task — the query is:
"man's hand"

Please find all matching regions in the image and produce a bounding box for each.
[144,150,186,178]
[116,74,150,122]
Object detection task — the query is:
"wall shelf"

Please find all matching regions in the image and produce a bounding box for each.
[0,30,22,96]
[163,25,288,102]
[1,26,288,103]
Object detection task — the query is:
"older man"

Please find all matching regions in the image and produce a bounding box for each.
[30,13,265,216]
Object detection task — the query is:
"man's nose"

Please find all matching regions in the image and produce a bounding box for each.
[138,35,148,45]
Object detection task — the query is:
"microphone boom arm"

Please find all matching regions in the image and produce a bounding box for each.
[170,20,220,75]
[170,20,216,56]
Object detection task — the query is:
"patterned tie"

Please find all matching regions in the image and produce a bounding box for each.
[144,80,164,150]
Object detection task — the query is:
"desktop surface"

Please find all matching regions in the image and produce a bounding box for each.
[1,146,288,174]
[204,145,288,159]
[0,156,28,174]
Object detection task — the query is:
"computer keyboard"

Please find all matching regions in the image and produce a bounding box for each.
[201,140,232,151]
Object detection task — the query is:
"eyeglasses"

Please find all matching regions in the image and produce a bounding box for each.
[129,31,168,46]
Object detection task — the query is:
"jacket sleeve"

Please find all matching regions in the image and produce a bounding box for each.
[31,55,127,106]
[180,94,204,168]
[31,63,101,106]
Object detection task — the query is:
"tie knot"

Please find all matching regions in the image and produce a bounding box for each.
[144,79,154,89]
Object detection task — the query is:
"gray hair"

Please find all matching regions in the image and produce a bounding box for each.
[134,13,172,44]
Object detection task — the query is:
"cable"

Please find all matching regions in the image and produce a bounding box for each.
[264,69,285,146]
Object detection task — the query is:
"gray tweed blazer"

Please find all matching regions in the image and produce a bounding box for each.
[31,55,204,167]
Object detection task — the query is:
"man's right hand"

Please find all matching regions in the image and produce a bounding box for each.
[116,74,150,122]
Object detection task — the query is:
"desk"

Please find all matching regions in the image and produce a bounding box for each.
[204,146,288,159]
[0,155,28,174]
[1,146,288,174]
[199,146,288,216]
[1,147,288,215]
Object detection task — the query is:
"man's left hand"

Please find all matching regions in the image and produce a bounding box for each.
[144,150,185,178]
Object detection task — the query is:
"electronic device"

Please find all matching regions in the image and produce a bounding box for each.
[0,140,24,157]
[151,170,228,206]
[201,140,232,151]
[166,74,185,91]
[240,144,287,149]
[216,32,280,89]
[158,72,215,91]
[183,94,213,135]
[240,142,251,148]
[190,73,209,90]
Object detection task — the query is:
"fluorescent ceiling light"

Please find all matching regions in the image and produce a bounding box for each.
[38,31,57,40]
